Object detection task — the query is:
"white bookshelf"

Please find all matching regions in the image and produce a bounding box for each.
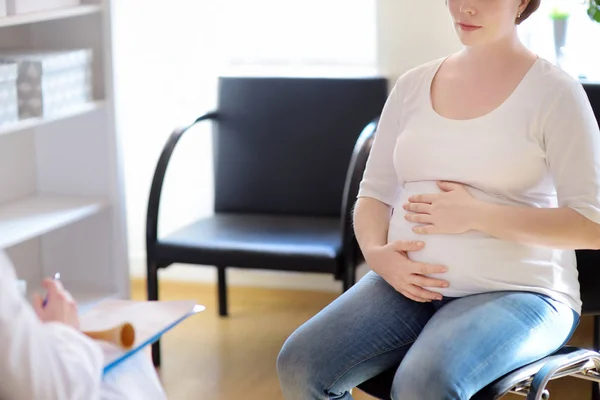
[0,101,104,136]
[0,1,130,311]
[0,4,102,28]
[0,196,107,248]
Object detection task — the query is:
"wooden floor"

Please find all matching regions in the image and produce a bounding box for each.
[131,279,597,400]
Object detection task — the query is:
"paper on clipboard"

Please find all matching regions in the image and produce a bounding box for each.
[79,299,205,374]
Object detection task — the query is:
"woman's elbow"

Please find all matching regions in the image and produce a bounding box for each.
[582,214,600,249]
[580,221,600,250]
[568,208,600,250]
[591,225,600,250]
[354,196,392,214]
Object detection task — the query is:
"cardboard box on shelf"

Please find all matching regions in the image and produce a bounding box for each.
[0,62,19,126]
[0,49,93,119]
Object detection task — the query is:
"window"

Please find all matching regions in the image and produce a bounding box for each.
[213,0,377,70]
[519,1,600,81]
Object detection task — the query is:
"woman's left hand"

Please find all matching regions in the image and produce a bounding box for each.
[403,181,481,235]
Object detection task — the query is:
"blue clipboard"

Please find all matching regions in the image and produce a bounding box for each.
[102,304,205,375]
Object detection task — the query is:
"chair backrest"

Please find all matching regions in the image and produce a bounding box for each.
[577,250,600,314]
[212,75,388,217]
[583,82,600,124]
[579,82,600,315]
[341,119,378,263]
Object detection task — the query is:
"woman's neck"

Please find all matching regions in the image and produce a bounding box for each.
[458,31,535,71]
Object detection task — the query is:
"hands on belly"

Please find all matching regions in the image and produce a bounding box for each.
[401,180,482,235]
[384,180,493,297]
[364,240,449,302]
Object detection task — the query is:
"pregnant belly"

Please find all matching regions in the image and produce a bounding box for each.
[388,181,553,296]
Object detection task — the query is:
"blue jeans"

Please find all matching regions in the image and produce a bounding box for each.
[277,271,579,400]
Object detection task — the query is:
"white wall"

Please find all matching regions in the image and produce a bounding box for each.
[113,1,462,291]
[111,0,219,266]
[376,0,462,82]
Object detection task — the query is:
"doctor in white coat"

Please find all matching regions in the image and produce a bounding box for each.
[0,250,167,400]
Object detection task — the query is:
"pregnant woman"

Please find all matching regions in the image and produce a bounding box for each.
[277,0,600,399]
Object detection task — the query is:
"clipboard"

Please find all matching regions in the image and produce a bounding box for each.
[79,299,205,375]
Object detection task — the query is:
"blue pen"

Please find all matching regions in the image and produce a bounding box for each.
[42,272,61,308]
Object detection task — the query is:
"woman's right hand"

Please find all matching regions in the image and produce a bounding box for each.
[364,240,449,302]
[32,278,80,330]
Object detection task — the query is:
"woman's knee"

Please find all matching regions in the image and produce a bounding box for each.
[277,331,301,384]
[277,272,382,387]
[277,327,322,393]
[391,357,465,400]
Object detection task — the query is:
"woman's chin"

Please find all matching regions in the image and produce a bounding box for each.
[454,29,486,47]
[457,36,482,47]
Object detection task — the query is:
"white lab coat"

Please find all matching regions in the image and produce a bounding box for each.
[0,251,167,400]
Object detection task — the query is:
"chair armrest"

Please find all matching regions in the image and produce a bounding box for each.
[145,112,218,253]
[339,117,379,275]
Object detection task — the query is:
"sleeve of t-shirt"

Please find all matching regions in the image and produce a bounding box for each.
[356,78,403,207]
[543,80,600,225]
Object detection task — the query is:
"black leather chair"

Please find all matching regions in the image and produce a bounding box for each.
[586,81,600,123]
[146,75,388,366]
[354,82,600,399]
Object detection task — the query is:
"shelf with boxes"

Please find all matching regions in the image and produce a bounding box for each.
[0,0,130,309]
[0,47,97,134]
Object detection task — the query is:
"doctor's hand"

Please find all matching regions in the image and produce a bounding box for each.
[33,278,80,330]
[364,240,448,303]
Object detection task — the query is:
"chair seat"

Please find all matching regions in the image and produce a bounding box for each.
[155,213,342,272]
[357,346,600,400]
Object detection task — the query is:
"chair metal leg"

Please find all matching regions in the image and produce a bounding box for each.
[593,315,600,400]
[147,262,159,301]
[217,265,228,317]
[343,261,356,292]
[147,261,161,367]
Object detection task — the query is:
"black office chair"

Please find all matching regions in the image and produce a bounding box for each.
[145,75,388,366]
[354,82,600,400]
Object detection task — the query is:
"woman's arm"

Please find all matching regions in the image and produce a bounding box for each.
[354,75,403,251]
[406,181,600,249]
[406,80,600,250]
[356,73,451,299]
[0,252,104,400]
[470,79,600,249]
[472,203,600,249]
[354,197,393,255]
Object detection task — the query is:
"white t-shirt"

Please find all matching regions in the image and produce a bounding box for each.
[357,56,600,314]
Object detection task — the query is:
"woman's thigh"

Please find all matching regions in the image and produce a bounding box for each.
[391,291,579,400]
[277,271,435,399]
